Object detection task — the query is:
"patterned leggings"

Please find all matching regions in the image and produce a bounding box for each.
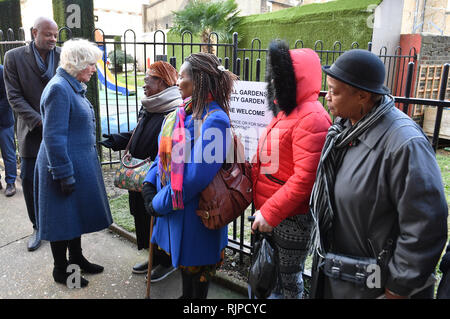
[271,213,312,299]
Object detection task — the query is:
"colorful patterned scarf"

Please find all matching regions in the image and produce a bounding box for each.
[158,97,193,210]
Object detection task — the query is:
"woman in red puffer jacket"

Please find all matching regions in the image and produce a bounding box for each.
[251,40,331,299]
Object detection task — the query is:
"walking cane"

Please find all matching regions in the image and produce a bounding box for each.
[145,216,155,299]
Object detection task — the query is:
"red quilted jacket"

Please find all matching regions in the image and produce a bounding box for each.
[252,48,331,227]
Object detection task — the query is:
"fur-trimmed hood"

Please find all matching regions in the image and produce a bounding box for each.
[266,40,322,117]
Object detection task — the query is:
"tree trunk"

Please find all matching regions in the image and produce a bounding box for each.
[201,29,216,55]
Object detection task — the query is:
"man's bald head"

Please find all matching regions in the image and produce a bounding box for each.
[33,17,58,31]
[32,17,58,55]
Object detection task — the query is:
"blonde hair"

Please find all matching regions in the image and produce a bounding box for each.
[60,39,102,78]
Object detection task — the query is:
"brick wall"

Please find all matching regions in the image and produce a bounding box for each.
[419,34,450,65]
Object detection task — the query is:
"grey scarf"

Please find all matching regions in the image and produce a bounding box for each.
[141,86,182,114]
[31,41,55,82]
[309,95,395,256]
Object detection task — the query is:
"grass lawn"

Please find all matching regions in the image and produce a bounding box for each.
[115,72,145,88]
[109,194,134,233]
[437,149,450,210]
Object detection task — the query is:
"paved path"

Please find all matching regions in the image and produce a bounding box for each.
[0,180,246,299]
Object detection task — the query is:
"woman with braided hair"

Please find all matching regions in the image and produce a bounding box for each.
[99,61,182,281]
[142,52,237,299]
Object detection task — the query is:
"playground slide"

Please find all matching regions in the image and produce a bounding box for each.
[96,59,136,96]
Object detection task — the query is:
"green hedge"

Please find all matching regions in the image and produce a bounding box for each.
[238,0,381,45]
[0,0,22,39]
[236,0,382,81]
[168,0,381,82]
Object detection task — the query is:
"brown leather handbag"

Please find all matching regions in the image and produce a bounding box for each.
[195,112,253,230]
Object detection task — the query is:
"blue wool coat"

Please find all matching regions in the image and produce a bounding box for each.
[35,67,112,241]
[144,101,230,268]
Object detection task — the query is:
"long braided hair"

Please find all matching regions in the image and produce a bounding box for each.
[184,52,238,119]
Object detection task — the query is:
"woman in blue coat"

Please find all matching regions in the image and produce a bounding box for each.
[35,39,112,288]
[142,52,237,298]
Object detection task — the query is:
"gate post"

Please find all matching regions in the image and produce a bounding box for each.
[432,63,450,151]
[232,32,238,76]
[402,62,415,114]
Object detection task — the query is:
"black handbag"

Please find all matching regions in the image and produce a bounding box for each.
[323,253,377,286]
[248,233,280,299]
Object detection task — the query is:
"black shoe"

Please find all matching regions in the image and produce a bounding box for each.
[27,229,41,252]
[53,266,89,288]
[150,265,176,283]
[5,183,16,197]
[132,261,148,274]
[69,255,104,274]
[0,181,2,190]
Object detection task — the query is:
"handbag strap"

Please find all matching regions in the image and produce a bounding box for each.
[121,116,152,169]
[201,108,244,164]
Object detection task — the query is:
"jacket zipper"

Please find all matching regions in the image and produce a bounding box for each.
[265,174,286,186]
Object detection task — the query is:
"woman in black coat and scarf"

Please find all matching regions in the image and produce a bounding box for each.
[100,61,182,281]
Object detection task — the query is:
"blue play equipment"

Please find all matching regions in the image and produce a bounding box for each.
[97,45,136,96]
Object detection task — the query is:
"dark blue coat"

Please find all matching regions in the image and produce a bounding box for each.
[35,67,112,241]
[0,65,14,128]
[144,102,230,268]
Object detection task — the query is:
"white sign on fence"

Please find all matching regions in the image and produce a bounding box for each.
[229,81,273,161]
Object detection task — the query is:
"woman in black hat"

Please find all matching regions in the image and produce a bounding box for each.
[309,49,448,299]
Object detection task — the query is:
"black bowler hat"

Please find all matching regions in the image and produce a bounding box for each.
[322,49,390,95]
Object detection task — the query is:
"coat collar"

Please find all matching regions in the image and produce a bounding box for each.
[24,44,61,82]
[343,97,396,150]
[57,67,86,95]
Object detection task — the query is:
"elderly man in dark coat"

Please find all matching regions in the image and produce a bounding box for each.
[3,17,60,251]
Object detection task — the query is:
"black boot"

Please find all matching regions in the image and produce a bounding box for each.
[52,266,89,288]
[50,240,88,288]
[68,237,104,274]
[179,269,194,299]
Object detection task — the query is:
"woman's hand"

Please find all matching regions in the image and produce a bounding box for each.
[98,134,114,149]
[59,176,75,196]
[142,182,162,217]
[251,210,273,234]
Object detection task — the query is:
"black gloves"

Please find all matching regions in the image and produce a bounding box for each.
[98,134,115,149]
[60,176,76,196]
[142,182,162,217]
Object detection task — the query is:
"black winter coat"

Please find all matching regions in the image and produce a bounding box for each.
[437,243,450,299]
[109,107,169,250]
